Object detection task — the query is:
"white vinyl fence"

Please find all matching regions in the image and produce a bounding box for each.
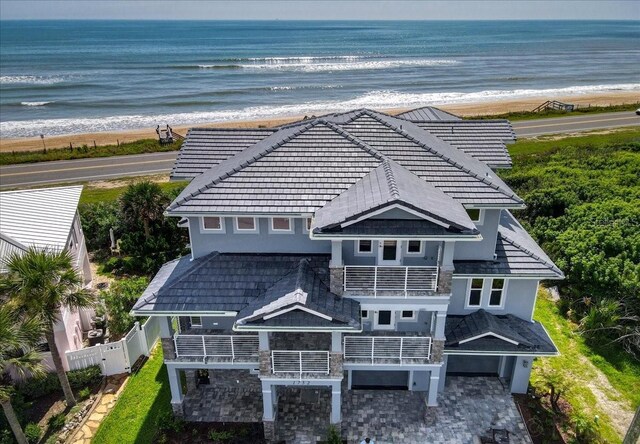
[65,317,160,376]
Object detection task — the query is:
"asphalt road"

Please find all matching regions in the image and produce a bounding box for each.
[1,111,638,189]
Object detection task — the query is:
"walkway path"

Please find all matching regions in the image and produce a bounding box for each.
[69,374,128,444]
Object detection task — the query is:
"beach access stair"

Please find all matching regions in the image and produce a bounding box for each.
[532,100,575,113]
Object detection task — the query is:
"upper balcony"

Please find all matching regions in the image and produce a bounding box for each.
[343,265,438,297]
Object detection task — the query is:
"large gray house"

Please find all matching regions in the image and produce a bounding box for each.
[132,107,561,440]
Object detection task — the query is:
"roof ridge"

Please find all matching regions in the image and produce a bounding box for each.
[320,119,386,161]
[359,110,521,203]
[381,159,400,199]
[295,258,310,290]
[169,121,321,210]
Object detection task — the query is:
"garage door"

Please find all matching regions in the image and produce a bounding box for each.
[352,370,409,390]
[447,355,500,375]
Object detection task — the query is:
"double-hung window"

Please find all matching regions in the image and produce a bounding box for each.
[202,216,224,232]
[357,240,373,254]
[407,240,422,254]
[271,217,293,233]
[467,279,483,307]
[489,279,505,307]
[235,217,258,233]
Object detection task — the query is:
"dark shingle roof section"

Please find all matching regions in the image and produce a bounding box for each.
[132,253,331,313]
[320,219,465,237]
[236,259,360,330]
[445,310,557,355]
[395,106,462,121]
[454,210,564,278]
[171,128,276,179]
[313,158,477,234]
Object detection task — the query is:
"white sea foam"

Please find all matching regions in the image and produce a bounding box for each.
[1,75,66,85]
[269,84,341,91]
[2,83,639,138]
[20,101,52,106]
[198,58,460,72]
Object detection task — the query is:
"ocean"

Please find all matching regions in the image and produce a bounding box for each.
[0,20,638,138]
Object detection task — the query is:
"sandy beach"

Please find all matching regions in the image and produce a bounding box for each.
[1,91,637,152]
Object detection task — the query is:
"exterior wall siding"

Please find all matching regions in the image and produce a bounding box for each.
[342,239,439,266]
[452,209,501,261]
[448,277,539,320]
[189,217,330,259]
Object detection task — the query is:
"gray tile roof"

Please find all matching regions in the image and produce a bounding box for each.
[313,158,477,234]
[171,128,276,180]
[445,309,557,355]
[168,109,523,215]
[454,210,564,278]
[236,259,360,330]
[132,253,331,314]
[395,106,462,121]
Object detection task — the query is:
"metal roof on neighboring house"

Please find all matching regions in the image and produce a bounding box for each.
[395,106,462,121]
[0,185,82,251]
[313,158,478,235]
[167,109,523,215]
[445,309,557,355]
[0,232,27,273]
[454,210,564,278]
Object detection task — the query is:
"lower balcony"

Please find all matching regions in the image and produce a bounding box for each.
[173,332,259,364]
[270,350,330,378]
[343,332,433,365]
[343,265,439,297]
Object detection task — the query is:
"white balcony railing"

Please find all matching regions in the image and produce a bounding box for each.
[343,336,432,364]
[173,334,259,362]
[344,266,438,296]
[271,350,330,377]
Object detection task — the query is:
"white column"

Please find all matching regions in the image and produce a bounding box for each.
[331,382,342,424]
[261,381,275,421]
[434,311,447,340]
[427,369,440,406]
[159,315,175,338]
[438,356,448,392]
[330,240,343,267]
[331,331,342,352]
[440,241,455,271]
[347,370,353,390]
[510,356,534,394]
[167,366,183,404]
[258,331,270,351]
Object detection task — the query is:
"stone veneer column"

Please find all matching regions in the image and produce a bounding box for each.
[329,266,344,296]
[161,337,176,360]
[167,366,184,417]
[430,339,445,363]
[259,350,272,376]
[262,381,277,442]
[436,269,453,294]
[329,353,343,377]
[184,369,198,393]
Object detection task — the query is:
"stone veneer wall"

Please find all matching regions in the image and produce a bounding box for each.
[161,337,176,360]
[436,269,453,294]
[329,266,344,296]
[259,350,271,376]
[329,353,343,377]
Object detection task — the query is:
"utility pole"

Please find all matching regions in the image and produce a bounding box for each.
[40,134,46,150]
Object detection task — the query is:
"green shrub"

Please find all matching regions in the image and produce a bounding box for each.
[207,429,234,443]
[78,387,91,400]
[24,423,42,444]
[67,365,103,389]
[101,277,149,336]
[17,365,102,400]
[47,413,66,431]
[78,201,120,253]
[326,425,342,444]
[155,410,185,433]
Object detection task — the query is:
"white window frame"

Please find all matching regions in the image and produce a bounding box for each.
[190,316,202,328]
[465,278,484,308]
[201,216,225,233]
[488,278,507,308]
[234,217,259,233]
[405,240,423,255]
[466,208,485,225]
[361,310,369,320]
[302,217,312,234]
[270,217,294,234]
[355,239,374,255]
[400,310,416,320]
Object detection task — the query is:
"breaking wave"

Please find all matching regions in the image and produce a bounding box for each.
[1,75,67,85]
[196,58,460,72]
[20,101,53,106]
[2,83,638,138]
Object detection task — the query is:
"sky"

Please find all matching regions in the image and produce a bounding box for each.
[1,0,639,20]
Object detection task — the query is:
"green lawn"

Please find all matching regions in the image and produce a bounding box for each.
[0,139,180,166]
[92,346,171,444]
[532,291,640,443]
[79,180,187,205]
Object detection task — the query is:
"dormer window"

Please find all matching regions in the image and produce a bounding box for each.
[235,217,258,233]
[202,216,224,232]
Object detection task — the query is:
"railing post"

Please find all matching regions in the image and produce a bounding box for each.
[373,267,378,297]
[299,352,303,377]
[404,267,409,297]
[400,337,404,363]
[371,337,375,364]
[174,335,179,358]
[202,335,206,359]
[271,351,275,374]
[230,336,235,362]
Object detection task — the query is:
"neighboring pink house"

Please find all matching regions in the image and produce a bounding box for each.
[0,185,93,371]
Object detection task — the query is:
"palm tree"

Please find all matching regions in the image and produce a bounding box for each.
[1,248,96,407]
[0,304,45,444]
[120,181,168,240]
